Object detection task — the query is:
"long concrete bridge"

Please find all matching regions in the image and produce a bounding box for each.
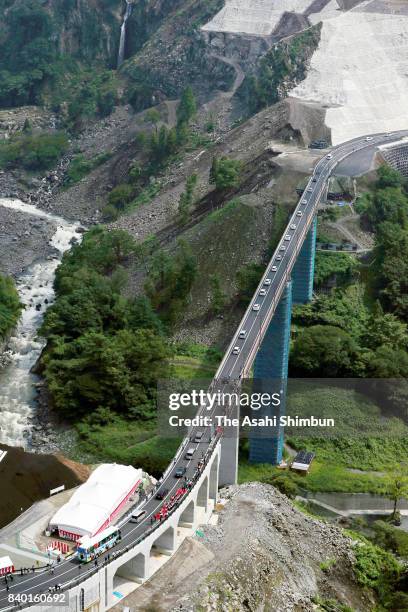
[1,130,407,612]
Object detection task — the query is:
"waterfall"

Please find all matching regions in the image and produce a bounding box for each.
[117,0,133,68]
[0,198,81,448]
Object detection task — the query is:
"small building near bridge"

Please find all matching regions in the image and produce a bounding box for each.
[291,451,315,474]
[48,464,142,541]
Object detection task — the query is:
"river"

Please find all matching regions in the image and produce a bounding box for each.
[0,198,81,448]
[299,489,408,530]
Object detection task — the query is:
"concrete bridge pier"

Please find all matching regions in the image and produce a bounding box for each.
[115,552,149,584]
[292,216,317,304]
[249,280,293,465]
[219,432,239,487]
[249,215,317,465]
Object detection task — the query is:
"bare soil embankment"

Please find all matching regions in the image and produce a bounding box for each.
[0,444,88,530]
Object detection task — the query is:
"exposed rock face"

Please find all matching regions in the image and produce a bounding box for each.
[0,0,122,67]
[114,483,374,611]
[122,0,235,105]
[45,0,122,66]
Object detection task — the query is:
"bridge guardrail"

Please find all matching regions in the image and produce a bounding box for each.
[6,432,222,612]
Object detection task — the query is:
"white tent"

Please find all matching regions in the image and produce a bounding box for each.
[49,464,142,539]
[0,556,14,575]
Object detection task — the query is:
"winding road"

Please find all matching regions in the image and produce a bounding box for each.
[1,130,407,611]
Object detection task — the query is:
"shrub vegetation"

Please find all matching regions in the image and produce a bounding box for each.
[0,132,68,171]
[0,275,22,340]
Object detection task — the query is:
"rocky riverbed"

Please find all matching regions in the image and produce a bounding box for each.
[0,204,57,277]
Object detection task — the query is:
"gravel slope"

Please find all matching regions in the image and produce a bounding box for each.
[114,482,374,612]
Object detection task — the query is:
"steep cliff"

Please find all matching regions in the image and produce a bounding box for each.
[0,0,122,109]
[0,0,121,66]
[48,0,122,65]
[0,0,232,114]
[122,0,234,109]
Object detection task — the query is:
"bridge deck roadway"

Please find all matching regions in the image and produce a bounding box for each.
[1,130,407,611]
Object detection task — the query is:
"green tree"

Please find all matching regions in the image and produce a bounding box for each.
[178,174,197,225]
[175,120,190,146]
[145,108,161,131]
[209,274,226,315]
[366,345,408,378]
[54,227,137,289]
[384,471,408,520]
[236,263,264,305]
[314,252,357,288]
[363,302,408,350]
[127,296,163,335]
[42,328,169,420]
[0,132,68,171]
[0,275,22,339]
[145,241,197,327]
[209,156,218,184]
[108,184,133,211]
[353,539,401,596]
[134,131,147,149]
[0,1,55,107]
[367,187,408,229]
[22,118,32,133]
[101,205,119,222]
[291,324,359,377]
[149,125,174,165]
[375,222,408,320]
[40,227,169,422]
[128,162,142,184]
[372,520,408,558]
[376,164,405,190]
[264,473,299,498]
[166,128,177,154]
[176,86,196,126]
[209,156,242,190]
